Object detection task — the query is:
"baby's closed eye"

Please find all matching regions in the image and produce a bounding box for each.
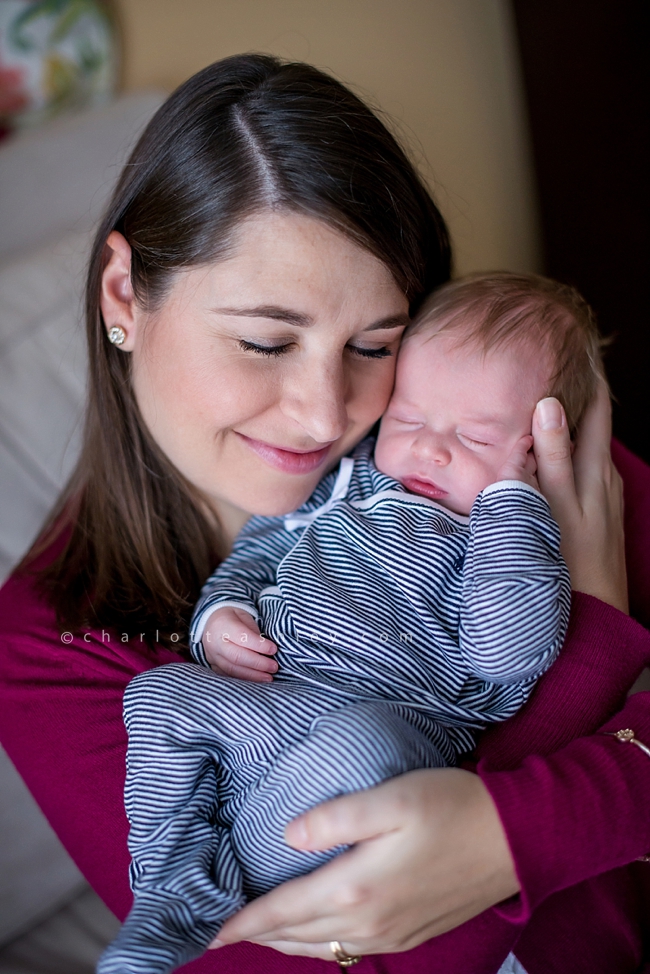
[457,432,492,448]
[389,414,423,427]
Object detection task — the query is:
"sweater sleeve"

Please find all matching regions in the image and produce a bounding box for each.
[483,691,650,920]
[477,595,650,920]
[0,566,179,922]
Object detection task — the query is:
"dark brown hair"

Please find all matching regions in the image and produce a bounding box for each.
[27,54,452,651]
[406,272,605,435]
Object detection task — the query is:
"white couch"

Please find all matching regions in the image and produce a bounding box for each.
[0,90,164,968]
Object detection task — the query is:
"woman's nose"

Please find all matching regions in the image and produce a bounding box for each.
[412,430,452,465]
[281,359,349,444]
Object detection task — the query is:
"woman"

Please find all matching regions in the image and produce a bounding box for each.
[0,54,648,974]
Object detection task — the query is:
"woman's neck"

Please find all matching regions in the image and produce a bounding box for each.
[210,497,251,553]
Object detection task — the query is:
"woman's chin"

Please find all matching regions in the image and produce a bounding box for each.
[248,486,319,518]
[215,476,320,520]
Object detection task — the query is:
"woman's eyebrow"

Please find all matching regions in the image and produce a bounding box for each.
[210,305,410,331]
[211,305,313,326]
[365,313,410,332]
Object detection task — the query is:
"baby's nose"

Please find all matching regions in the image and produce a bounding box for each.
[412,431,452,465]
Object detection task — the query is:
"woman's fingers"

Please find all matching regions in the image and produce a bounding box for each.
[571,378,614,492]
[533,384,628,611]
[216,838,406,948]
[217,786,404,945]
[285,781,402,851]
[532,398,575,495]
[568,382,628,611]
[213,936,375,963]
[217,769,520,953]
[216,852,350,943]
[216,783,408,946]
[213,939,340,960]
[532,397,580,535]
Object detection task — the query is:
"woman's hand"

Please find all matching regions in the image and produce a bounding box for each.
[212,768,519,959]
[533,384,628,613]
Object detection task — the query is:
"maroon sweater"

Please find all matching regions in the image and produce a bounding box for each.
[1,440,649,974]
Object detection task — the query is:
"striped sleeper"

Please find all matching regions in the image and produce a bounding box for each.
[99,436,570,973]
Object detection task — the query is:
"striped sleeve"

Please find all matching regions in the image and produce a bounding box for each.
[459,480,571,684]
[189,514,297,664]
[189,463,347,664]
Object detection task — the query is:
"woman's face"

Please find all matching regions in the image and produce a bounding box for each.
[101,211,408,527]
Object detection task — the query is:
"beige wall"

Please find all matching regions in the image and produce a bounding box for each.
[114,0,541,277]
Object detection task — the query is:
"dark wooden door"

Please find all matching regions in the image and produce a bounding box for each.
[512,0,649,461]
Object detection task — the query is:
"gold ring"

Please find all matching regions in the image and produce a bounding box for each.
[330,940,362,967]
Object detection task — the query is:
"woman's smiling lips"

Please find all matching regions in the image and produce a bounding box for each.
[237,433,333,475]
[401,475,449,500]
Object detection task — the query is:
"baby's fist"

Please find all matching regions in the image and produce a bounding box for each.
[202,606,278,682]
[497,434,539,490]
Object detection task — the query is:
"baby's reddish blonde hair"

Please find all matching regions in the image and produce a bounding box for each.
[407,272,606,436]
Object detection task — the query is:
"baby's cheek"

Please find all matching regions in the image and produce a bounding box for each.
[471,454,503,493]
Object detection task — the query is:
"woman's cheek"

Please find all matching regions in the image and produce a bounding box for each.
[350,360,397,428]
[194,354,278,433]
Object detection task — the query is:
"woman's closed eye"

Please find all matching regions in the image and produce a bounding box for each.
[238,339,393,359]
[349,344,392,359]
[239,339,291,357]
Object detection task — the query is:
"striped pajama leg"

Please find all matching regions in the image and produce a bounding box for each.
[98,663,447,974]
[231,698,448,896]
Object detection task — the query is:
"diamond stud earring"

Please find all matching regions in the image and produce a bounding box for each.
[107,326,126,346]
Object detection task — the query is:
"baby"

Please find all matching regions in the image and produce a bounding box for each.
[99,273,603,974]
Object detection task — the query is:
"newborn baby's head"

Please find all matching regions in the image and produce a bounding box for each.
[375,272,604,515]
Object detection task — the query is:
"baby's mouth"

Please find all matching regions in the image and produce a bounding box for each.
[400,476,449,500]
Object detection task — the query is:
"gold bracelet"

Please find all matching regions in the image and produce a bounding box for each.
[608,729,650,862]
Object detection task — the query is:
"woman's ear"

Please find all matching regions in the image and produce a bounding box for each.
[100,231,139,351]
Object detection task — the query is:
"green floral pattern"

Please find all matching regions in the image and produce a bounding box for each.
[0,0,117,129]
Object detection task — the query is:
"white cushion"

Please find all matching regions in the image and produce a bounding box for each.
[0,90,165,264]
[0,90,164,946]
[0,230,90,584]
[0,91,165,580]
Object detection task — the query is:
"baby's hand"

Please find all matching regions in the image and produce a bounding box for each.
[202,606,278,683]
[497,434,539,490]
